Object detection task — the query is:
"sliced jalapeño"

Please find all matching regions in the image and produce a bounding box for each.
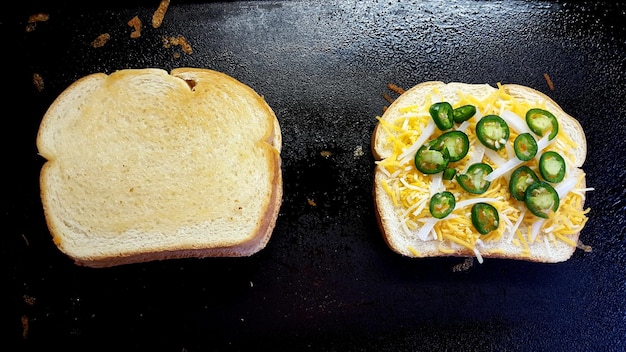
[471,203,499,235]
[429,191,456,219]
[539,151,566,183]
[509,165,539,201]
[456,162,493,194]
[525,181,560,218]
[513,133,538,161]
[429,102,455,131]
[526,108,559,140]
[414,140,450,174]
[433,131,470,162]
[443,167,457,180]
[476,115,510,151]
[453,105,476,123]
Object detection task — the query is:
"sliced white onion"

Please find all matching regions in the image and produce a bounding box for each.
[415,218,439,241]
[483,148,507,167]
[554,175,578,199]
[484,157,524,182]
[475,108,484,120]
[535,133,552,151]
[485,134,553,182]
[429,172,444,197]
[456,120,470,133]
[505,142,515,160]
[500,110,532,134]
[399,119,436,165]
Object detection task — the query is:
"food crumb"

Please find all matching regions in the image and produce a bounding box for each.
[33,73,44,92]
[452,257,474,272]
[307,198,317,206]
[382,93,394,105]
[91,33,111,48]
[543,73,555,91]
[26,13,49,32]
[127,15,142,38]
[353,145,364,159]
[387,83,405,95]
[152,0,170,28]
[21,315,29,339]
[320,150,333,158]
[23,295,36,306]
[162,35,193,55]
[382,83,405,113]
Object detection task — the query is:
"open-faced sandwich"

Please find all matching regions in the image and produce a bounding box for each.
[372,81,591,263]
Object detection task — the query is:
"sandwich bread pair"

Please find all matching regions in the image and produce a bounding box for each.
[37,69,589,267]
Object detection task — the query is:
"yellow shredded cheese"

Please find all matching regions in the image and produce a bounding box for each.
[408,246,420,256]
[377,83,590,259]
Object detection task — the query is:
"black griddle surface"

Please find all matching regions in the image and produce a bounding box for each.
[5,1,626,351]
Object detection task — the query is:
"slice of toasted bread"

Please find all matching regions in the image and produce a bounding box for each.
[37,68,282,267]
[372,81,589,263]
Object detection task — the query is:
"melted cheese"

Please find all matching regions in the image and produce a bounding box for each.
[376,83,590,259]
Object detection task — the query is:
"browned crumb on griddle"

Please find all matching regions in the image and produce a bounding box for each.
[33,73,44,92]
[162,35,193,55]
[382,83,406,113]
[387,83,406,95]
[91,33,111,48]
[452,257,474,272]
[23,295,36,306]
[127,15,142,39]
[544,73,555,91]
[382,93,395,105]
[25,13,49,32]
[152,0,171,28]
[21,315,29,339]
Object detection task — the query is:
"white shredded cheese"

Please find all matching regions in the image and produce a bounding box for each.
[530,219,545,243]
[507,209,526,243]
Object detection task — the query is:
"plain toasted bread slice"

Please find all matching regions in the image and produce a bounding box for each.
[372,81,589,263]
[37,68,282,267]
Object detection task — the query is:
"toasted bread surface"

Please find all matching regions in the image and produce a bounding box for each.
[372,81,589,263]
[37,68,282,267]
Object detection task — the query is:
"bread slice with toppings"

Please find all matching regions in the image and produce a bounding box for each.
[372,81,590,263]
[37,68,282,267]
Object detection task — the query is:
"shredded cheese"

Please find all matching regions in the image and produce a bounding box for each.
[377,83,591,261]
